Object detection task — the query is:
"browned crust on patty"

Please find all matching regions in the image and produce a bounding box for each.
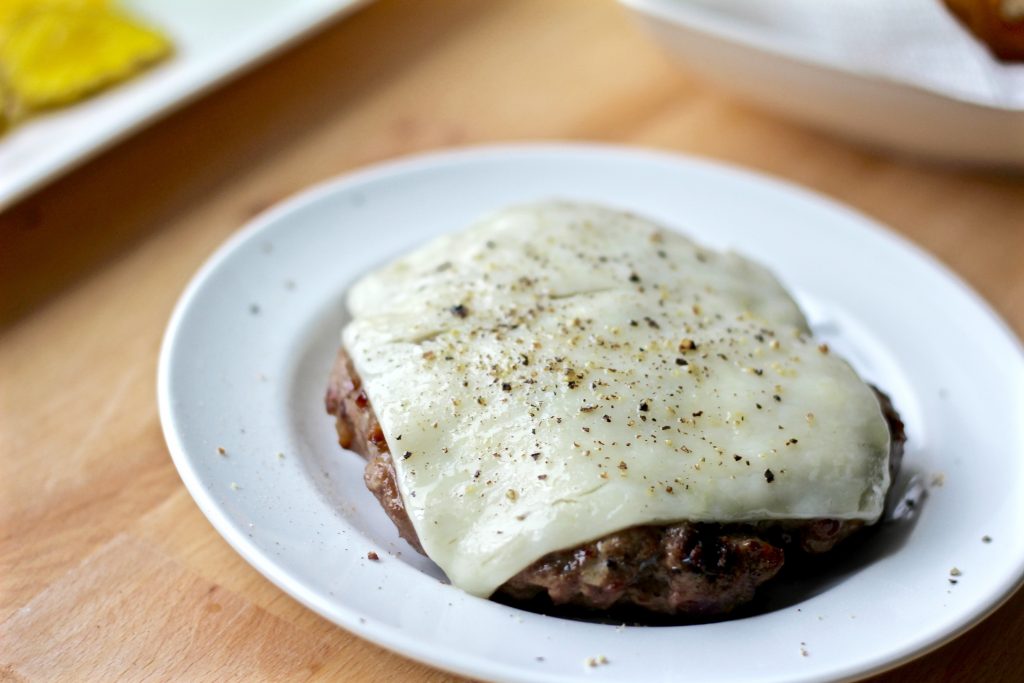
[326,349,423,553]
[326,348,905,616]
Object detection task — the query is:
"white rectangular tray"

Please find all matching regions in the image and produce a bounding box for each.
[0,0,370,209]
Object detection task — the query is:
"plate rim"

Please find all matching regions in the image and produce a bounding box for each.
[157,142,1024,683]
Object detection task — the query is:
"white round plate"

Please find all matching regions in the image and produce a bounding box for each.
[158,144,1024,683]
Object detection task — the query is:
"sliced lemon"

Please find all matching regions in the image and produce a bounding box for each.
[0,5,171,111]
[0,0,109,32]
[0,82,9,132]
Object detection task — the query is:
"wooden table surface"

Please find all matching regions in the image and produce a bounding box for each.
[2,0,1023,680]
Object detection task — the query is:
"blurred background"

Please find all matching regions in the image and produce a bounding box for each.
[0,0,1022,326]
[1,1,1023,681]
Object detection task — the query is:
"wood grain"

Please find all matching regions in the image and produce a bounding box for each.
[1,0,1022,681]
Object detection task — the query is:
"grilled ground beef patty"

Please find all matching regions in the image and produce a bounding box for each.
[326,349,906,617]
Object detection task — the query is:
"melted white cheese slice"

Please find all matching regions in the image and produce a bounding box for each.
[343,202,891,597]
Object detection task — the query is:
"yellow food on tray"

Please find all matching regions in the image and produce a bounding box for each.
[0,81,9,132]
[0,0,106,26]
[0,0,171,126]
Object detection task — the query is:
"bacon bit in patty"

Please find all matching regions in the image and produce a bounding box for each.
[369,424,387,448]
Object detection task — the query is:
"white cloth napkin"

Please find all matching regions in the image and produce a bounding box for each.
[685,0,1024,109]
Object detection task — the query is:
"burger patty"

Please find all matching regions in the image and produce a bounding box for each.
[325,349,906,617]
